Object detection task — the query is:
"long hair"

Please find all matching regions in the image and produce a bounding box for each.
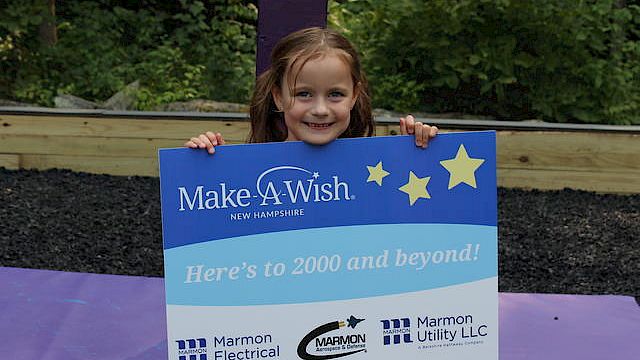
[248,27,374,143]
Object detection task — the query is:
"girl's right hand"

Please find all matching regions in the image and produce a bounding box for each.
[184,132,225,154]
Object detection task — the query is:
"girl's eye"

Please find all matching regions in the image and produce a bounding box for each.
[296,91,311,98]
[329,91,345,98]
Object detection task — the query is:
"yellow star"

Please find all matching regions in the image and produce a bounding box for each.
[440,144,485,189]
[366,161,390,186]
[398,171,431,206]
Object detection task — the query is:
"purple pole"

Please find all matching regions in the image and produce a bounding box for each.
[256,0,328,76]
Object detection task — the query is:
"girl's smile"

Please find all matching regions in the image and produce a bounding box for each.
[272,52,358,145]
[305,122,332,128]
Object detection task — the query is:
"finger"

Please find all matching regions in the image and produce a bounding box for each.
[188,137,203,148]
[190,136,202,148]
[198,134,213,146]
[406,114,415,134]
[198,134,213,151]
[184,140,197,148]
[430,126,439,138]
[414,121,424,147]
[216,133,225,145]
[205,131,218,146]
[399,117,407,135]
[422,125,431,148]
[423,125,438,148]
[208,133,219,154]
[200,133,216,154]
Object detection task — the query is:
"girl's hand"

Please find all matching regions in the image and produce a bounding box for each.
[184,132,226,154]
[400,115,438,148]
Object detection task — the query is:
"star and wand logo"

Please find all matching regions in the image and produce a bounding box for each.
[366,144,486,206]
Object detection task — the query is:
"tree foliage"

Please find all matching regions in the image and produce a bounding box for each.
[2,0,640,124]
[0,0,257,109]
[330,0,640,124]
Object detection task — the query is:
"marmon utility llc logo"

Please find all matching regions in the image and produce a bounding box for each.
[381,318,413,345]
[177,166,354,212]
[176,338,207,360]
[297,315,367,359]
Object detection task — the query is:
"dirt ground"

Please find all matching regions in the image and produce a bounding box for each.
[1,167,638,297]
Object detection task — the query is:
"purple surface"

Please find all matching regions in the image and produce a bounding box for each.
[256,0,328,75]
[0,267,166,360]
[499,292,640,359]
[1,267,638,360]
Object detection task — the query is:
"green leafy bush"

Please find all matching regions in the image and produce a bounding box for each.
[4,0,640,124]
[331,0,640,124]
[0,0,257,109]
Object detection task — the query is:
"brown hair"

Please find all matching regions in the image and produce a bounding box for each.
[248,27,374,143]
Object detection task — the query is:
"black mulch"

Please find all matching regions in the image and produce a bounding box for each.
[1,168,638,297]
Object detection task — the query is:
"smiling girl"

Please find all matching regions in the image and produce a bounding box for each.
[186,27,437,152]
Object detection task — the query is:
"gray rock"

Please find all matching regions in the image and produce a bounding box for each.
[103,80,140,110]
[372,108,496,120]
[154,99,249,113]
[0,99,37,107]
[54,94,99,109]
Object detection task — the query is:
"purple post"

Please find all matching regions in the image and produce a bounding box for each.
[256,0,328,76]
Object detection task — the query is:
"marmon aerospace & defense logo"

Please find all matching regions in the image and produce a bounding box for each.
[297,315,366,359]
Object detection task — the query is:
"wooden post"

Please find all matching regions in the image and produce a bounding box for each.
[256,0,328,76]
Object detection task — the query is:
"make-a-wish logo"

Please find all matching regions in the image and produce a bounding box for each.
[177,165,354,211]
[297,315,367,359]
[176,338,207,360]
[381,318,413,345]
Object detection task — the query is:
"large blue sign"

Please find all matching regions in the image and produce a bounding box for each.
[160,132,497,360]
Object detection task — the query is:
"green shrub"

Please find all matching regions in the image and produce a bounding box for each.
[331,0,640,124]
[0,0,257,109]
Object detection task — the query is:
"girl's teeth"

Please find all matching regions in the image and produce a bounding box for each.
[308,123,330,128]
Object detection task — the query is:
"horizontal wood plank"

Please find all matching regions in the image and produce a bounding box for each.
[14,154,639,193]
[497,131,640,172]
[0,154,20,169]
[498,168,640,193]
[0,115,249,142]
[21,154,159,177]
[0,135,242,158]
[2,114,638,193]
[380,129,640,173]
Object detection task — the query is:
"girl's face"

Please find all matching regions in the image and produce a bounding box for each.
[272,53,358,145]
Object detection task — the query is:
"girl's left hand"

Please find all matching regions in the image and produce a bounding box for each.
[400,115,438,148]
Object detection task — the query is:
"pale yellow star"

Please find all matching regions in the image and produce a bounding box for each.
[440,144,485,189]
[366,161,390,186]
[398,171,431,206]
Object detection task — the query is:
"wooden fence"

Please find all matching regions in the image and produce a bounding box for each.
[1,108,638,194]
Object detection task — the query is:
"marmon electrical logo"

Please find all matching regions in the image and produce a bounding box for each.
[177,166,354,211]
[297,315,367,359]
[176,338,207,360]
[381,318,413,345]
